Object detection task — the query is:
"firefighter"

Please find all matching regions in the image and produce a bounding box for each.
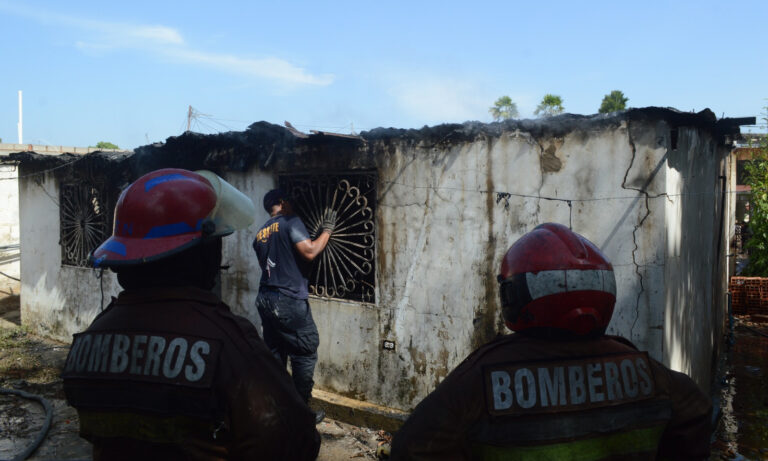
[253,189,336,423]
[62,169,320,460]
[391,223,712,460]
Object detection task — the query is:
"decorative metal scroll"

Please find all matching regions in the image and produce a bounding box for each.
[60,183,112,267]
[280,173,377,303]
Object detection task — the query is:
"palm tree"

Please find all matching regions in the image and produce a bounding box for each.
[598,90,629,114]
[534,94,565,117]
[489,96,519,121]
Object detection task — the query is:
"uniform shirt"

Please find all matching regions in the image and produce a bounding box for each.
[62,286,320,461]
[391,334,712,461]
[253,214,311,299]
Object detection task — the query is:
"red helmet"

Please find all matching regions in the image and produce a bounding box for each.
[91,168,255,267]
[498,223,616,336]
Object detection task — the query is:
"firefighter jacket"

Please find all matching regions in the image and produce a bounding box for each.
[391,334,712,460]
[62,286,321,461]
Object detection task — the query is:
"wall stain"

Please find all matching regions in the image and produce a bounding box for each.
[471,137,502,350]
[540,140,564,173]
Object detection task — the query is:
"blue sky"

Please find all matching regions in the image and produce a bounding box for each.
[0,0,765,149]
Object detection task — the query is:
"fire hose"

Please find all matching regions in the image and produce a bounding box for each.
[0,388,52,461]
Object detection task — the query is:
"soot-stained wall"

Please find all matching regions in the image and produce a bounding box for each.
[8,109,733,410]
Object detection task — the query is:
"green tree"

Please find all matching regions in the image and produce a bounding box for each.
[489,96,519,121]
[743,108,768,275]
[95,141,119,149]
[598,90,629,114]
[534,94,565,117]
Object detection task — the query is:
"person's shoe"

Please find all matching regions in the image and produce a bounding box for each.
[314,409,326,424]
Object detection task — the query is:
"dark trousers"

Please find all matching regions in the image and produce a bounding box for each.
[256,290,319,403]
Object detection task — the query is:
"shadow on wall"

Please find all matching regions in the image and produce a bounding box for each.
[663,128,723,388]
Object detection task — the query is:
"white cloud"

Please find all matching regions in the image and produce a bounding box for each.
[389,76,494,123]
[167,49,334,86]
[0,2,332,86]
[125,25,184,46]
[384,72,545,125]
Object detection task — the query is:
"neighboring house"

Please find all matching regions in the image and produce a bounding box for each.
[0,108,752,412]
[732,147,759,222]
[726,145,766,271]
[0,159,20,295]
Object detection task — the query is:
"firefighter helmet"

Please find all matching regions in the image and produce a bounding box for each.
[90,168,255,267]
[497,223,616,336]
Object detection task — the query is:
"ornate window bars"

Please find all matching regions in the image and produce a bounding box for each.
[280,173,377,303]
[60,182,112,267]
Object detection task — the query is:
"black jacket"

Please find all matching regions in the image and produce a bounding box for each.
[62,286,320,461]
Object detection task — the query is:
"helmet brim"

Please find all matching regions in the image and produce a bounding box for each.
[90,233,203,268]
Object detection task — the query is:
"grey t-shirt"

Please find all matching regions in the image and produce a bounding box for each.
[253,214,311,299]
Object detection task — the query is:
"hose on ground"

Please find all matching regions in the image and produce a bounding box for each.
[0,271,20,282]
[0,387,53,461]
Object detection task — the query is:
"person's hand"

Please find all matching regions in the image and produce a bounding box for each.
[321,208,338,234]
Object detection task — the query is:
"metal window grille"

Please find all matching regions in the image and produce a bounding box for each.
[60,182,112,267]
[280,172,376,303]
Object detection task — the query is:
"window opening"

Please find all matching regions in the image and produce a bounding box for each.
[60,182,112,267]
[280,172,377,303]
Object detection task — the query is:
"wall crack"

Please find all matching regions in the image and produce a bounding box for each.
[621,121,651,342]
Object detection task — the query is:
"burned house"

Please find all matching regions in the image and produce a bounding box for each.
[0,143,119,297]
[0,108,750,414]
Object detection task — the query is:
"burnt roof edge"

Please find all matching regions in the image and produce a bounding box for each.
[360,107,754,146]
[1,108,755,171]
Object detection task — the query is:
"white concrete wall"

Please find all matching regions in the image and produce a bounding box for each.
[14,119,727,410]
[218,170,274,326]
[0,143,121,297]
[662,128,727,390]
[306,119,724,408]
[0,165,20,294]
[19,170,120,341]
[18,168,267,342]
[307,120,682,408]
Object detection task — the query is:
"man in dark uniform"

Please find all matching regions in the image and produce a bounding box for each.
[62,169,320,460]
[391,223,712,460]
[253,189,336,422]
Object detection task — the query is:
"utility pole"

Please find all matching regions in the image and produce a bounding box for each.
[17,90,23,144]
[187,105,193,132]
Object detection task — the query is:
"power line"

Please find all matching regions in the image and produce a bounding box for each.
[182,106,364,133]
[380,179,742,203]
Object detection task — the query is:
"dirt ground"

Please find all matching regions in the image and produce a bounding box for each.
[0,294,387,460]
[710,316,768,460]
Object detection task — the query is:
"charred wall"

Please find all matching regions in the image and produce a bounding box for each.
[4,107,740,409]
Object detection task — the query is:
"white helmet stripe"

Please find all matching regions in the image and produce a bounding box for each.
[525,269,616,300]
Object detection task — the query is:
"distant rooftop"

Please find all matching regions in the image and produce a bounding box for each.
[734,132,766,148]
[0,143,126,155]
